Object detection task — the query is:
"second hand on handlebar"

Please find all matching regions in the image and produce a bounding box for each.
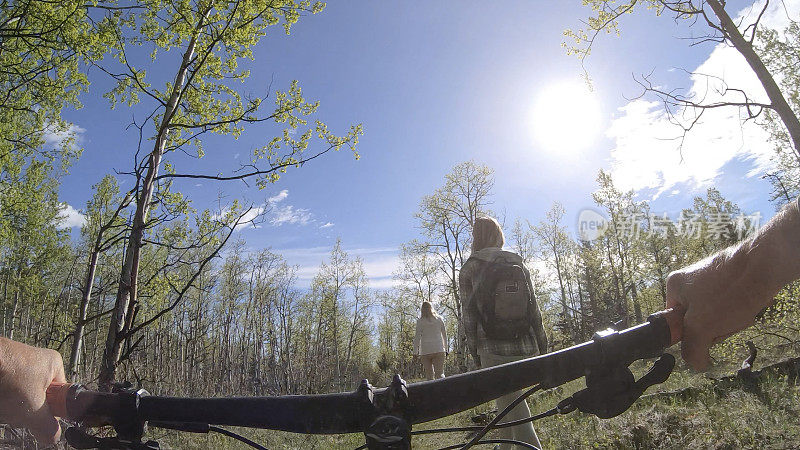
[48,307,685,450]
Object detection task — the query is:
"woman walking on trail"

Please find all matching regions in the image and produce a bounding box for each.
[460,216,548,450]
[413,301,448,380]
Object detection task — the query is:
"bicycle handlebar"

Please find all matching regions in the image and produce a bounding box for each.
[47,307,685,436]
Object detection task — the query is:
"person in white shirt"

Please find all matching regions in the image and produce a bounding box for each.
[413,301,448,380]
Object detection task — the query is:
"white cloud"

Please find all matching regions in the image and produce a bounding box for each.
[43,123,85,149]
[211,204,267,231]
[281,246,399,289]
[58,203,86,229]
[606,0,797,196]
[239,205,268,227]
[268,189,288,204]
[294,264,320,282]
[270,205,312,226]
[361,253,401,283]
[320,222,334,229]
[348,246,398,254]
[527,257,556,288]
[213,191,316,230]
[370,277,400,289]
[265,190,313,226]
[277,246,332,258]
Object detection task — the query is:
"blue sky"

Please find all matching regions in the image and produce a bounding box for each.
[55,1,795,288]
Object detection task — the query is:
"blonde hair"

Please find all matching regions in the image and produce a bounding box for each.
[420,301,438,319]
[472,216,504,253]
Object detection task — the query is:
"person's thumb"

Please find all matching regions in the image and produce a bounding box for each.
[665,271,687,310]
[30,348,65,445]
[28,406,61,445]
[681,315,714,371]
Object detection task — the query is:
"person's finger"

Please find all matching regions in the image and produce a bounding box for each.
[665,271,686,310]
[681,313,714,371]
[30,348,65,444]
[50,349,66,384]
[27,406,61,445]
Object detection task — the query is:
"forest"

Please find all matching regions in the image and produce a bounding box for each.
[2,0,800,448]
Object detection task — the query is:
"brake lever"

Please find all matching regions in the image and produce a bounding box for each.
[60,381,159,450]
[64,427,102,449]
[568,353,675,419]
[64,427,160,450]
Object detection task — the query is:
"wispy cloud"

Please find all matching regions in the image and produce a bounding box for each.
[57,203,86,229]
[270,205,313,226]
[239,205,268,227]
[370,277,400,290]
[280,246,400,289]
[606,0,795,197]
[319,222,334,229]
[263,190,314,226]
[361,254,401,289]
[268,189,289,204]
[214,190,316,231]
[211,204,268,231]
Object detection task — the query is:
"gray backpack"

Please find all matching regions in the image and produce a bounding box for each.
[469,251,534,340]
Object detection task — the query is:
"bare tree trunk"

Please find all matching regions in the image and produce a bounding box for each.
[630,282,643,324]
[1,271,8,336]
[98,21,204,391]
[69,249,99,378]
[553,250,577,342]
[615,237,642,324]
[8,270,20,341]
[707,0,800,164]
[345,288,363,378]
[332,289,341,389]
[603,238,626,326]
[7,292,17,341]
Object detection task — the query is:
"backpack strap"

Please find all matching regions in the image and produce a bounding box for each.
[469,248,523,264]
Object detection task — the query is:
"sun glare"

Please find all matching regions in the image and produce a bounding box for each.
[531,80,602,155]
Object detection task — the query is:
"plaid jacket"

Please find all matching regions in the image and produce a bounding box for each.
[459,248,548,364]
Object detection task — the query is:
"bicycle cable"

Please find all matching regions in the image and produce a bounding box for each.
[409,409,556,436]
[458,385,541,450]
[440,439,540,450]
[208,426,268,450]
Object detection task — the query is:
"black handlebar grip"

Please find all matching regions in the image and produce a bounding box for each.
[648,305,685,346]
[45,382,71,418]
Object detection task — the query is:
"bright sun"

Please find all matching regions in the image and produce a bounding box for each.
[531,80,602,155]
